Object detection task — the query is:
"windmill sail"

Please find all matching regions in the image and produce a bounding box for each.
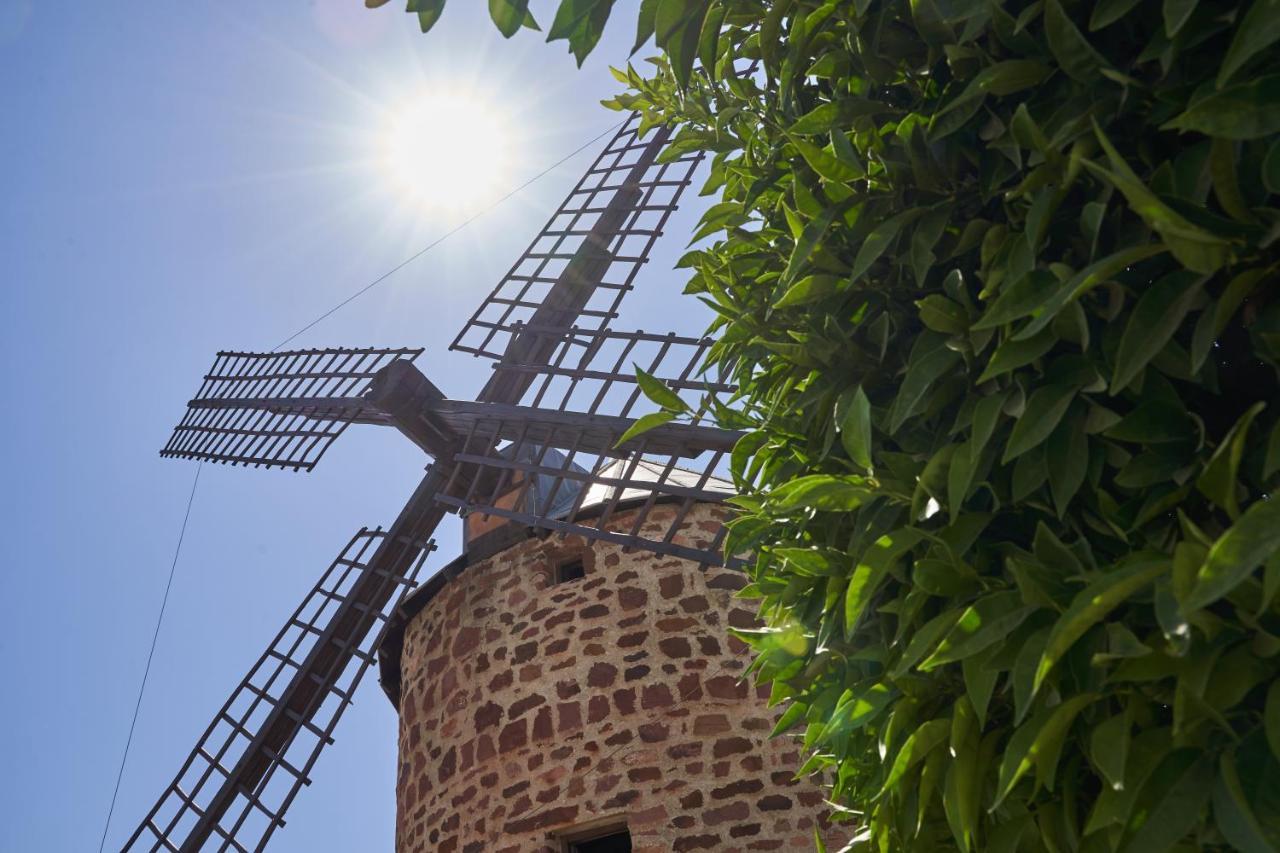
[452,112,704,371]
[134,105,723,851]
[436,326,742,567]
[123,524,435,852]
[161,347,423,472]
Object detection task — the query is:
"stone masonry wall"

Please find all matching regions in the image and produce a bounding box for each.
[395,503,847,852]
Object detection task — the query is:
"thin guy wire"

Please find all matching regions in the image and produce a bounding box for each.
[97,462,203,853]
[272,119,628,352]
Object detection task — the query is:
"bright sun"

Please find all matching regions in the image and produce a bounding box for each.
[380,91,511,214]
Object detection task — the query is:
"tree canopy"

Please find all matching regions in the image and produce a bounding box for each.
[380,0,1280,849]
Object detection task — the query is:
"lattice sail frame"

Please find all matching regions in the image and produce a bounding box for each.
[124,529,433,853]
[439,325,742,567]
[161,347,423,472]
[451,113,704,361]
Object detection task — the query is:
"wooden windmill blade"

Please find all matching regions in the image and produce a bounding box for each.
[123,492,441,852]
[436,326,744,567]
[160,347,424,472]
[452,112,705,400]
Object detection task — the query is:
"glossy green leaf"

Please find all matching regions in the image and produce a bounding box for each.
[633,364,689,412]
[920,592,1035,670]
[1045,0,1109,80]
[1003,384,1076,463]
[1185,497,1280,610]
[614,410,677,447]
[838,386,873,470]
[1111,271,1204,393]
[879,718,950,796]
[1164,75,1280,140]
[1034,555,1168,697]
[1196,402,1265,517]
[845,530,926,636]
[1219,0,1280,86]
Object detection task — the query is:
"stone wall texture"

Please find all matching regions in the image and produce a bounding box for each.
[395,503,846,852]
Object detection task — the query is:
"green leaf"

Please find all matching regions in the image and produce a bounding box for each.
[1086,123,1229,273]
[1191,267,1269,371]
[879,718,950,796]
[1111,271,1205,392]
[782,203,840,283]
[1164,75,1280,140]
[1047,412,1088,517]
[1013,628,1051,725]
[851,209,927,283]
[932,60,1050,122]
[789,134,865,183]
[1003,384,1076,463]
[614,410,677,447]
[845,530,926,636]
[889,339,962,433]
[1091,712,1131,792]
[963,649,999,728]
[1265,140,1280,194]
[992,694,1098,808]
[771,474,873,512]
[978,328,1056,383]
[410,0,447,31]
[774,274,844,308]
[633,363,689,412]
[1213,749,1277,853]
[1163,0,1197,37]
[838,386,874,470]
[1184,497,1280,611]
[1090,0,1142,29]
[920,592,1036,670]
[1045,0,1109,80]
[1218,0,1280,86]
[488,0,531,37]
[1034,555,1168,698]
[1197,402,1265,517]
[1120,750,1213,852]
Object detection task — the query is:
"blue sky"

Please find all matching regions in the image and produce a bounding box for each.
[0,3,713,850]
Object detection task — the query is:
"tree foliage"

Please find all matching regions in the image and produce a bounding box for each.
[385,0,1280,849]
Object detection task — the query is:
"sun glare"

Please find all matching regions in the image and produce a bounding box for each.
[380,91,511,215]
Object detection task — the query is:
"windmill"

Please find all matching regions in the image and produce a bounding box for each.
[124,110,745,852]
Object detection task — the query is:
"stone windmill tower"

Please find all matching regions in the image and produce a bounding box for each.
[128,108,844,851]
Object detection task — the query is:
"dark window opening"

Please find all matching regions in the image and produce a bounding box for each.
[555,558,586,584]
[570,829,631,853]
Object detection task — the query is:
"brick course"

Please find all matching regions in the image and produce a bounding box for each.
[395,503,845,851]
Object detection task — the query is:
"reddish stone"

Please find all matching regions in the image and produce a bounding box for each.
[512,641,538,665]
[579,604,609,619]
[613,688,636,714]
[638,722,669,743]
[679,594,710,613]
[641,683,675,709]
[555,679,580,699]
[758,794,792,811]
[508,694,545,719]
[498,719,527,752]
[586,661,618,687]
[694,714,731,735]
[697,635,722,656]
[625,664,651,681]
[659,574,684,599]
[659,637,692,658]
[628,767,661,783]
[618,631,649,648]
[452,626,481,657]
[713,779,764,799]
[704,801,751,824]
[474,701,502,731]
[705,675,746,699]
[557,702,582,733]
[714,737,752,758]
[618,587,648,609]
[587,694,610,723]
[532,706,554,740]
